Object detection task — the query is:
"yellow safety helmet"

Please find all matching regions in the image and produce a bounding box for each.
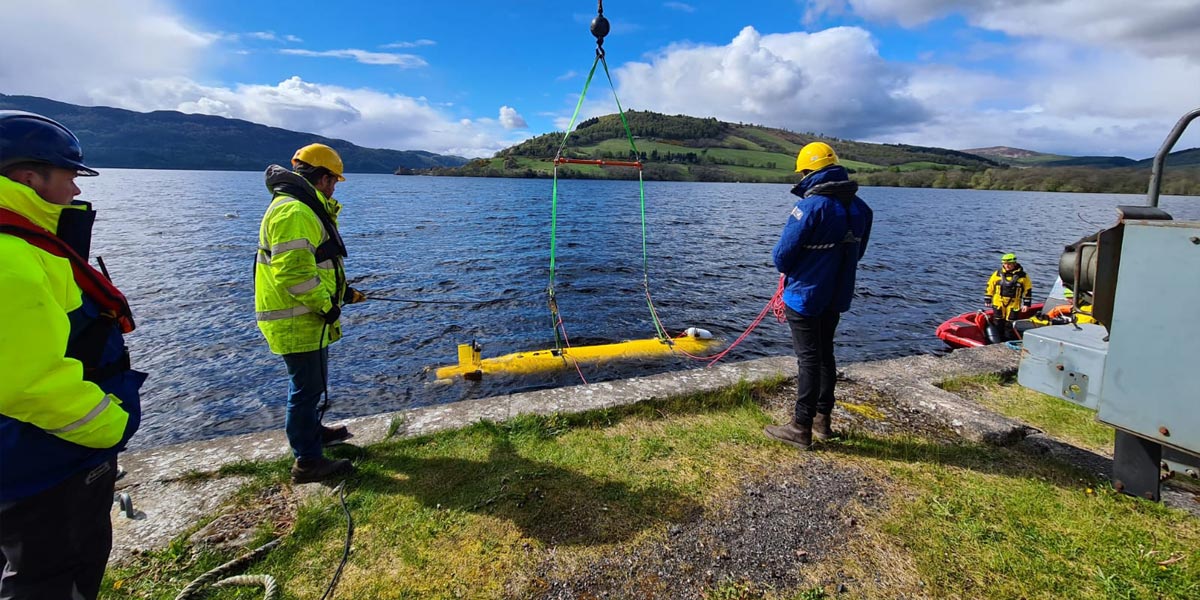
[292,143,345,181]
[795,141,838,173]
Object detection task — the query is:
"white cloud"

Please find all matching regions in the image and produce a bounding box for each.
[811,0,1200,61]
[556,70,579,81]
[280,48,427,68]
[87,76,522,157]
[0,0,213,104]
[576,26,927,139]
[0,1,511,157]
[499,106,528,130]
[381,39,436,49]
[664,2,696,13]
[892,50,1200,156]
[244,31,303,44]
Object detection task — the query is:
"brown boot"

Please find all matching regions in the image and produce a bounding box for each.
[764,421,813,450]
[291,456,354,484]
[813,413,835,441]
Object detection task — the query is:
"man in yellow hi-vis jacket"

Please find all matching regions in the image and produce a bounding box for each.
[0,111,145,599]
[255,144,365,483]
[983,252,1033,343]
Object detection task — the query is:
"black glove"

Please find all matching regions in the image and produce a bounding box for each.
[322,304,341,324]
[343,287,367,304]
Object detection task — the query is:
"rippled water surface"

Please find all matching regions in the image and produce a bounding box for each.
[78,170,1200,448]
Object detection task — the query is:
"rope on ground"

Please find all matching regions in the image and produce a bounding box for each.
[214,574,280,600]
[173,538,281,600]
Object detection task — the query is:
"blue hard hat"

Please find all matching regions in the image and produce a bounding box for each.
[0,110,98,176]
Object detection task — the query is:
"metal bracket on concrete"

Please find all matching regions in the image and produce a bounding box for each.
[114,492,136,519]
[1113,430,1162,501]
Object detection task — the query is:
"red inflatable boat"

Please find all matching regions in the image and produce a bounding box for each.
[936,303,1044,349]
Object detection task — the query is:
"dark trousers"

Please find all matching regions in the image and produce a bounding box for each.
[0,458,118,600]
[282,347,329,461]
[785,306,841,426]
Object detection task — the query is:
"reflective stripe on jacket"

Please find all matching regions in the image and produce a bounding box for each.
[254,166,347,355]
[0,176,143,502]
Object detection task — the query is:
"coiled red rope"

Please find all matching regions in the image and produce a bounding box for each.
[672,274,787,366]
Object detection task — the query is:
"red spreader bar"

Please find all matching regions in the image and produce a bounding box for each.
[553,157,643,169]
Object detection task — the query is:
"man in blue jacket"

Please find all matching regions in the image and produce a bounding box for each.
[766,142,872,450]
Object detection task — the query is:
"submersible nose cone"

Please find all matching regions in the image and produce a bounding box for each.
[590,15,610,41]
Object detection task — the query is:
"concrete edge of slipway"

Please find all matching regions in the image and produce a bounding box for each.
[111,344,1029,563]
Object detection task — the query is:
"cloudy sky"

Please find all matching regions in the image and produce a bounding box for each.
[2,0,1197,159]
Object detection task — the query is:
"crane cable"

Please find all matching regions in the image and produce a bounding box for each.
[547,0,668,366]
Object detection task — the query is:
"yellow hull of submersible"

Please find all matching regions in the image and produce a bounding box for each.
[434,328,722,380]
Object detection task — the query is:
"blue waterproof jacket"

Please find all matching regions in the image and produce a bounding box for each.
[772,165,873,316]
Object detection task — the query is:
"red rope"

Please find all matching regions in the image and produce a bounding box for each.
[554,315,589,384]
[670,274,786,366]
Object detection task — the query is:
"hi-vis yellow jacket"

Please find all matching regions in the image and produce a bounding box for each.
[254,166,348,355]
[1,176,144,501]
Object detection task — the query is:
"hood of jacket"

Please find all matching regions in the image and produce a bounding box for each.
[263,164,346,257]
[790,165,858,201]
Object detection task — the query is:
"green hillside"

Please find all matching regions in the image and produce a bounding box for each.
[963,146,1073,166]
[0,94,468,173]
[432,110,1001,183]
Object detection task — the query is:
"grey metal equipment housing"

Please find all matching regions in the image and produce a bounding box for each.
[1018,108,1200,502]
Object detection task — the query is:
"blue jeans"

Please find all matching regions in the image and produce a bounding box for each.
[784,306,841,426]
[282,347,328,461]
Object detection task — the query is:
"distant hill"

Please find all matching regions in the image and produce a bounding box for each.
[965,144,1200,170]
[431,110,1002,183]
[1132,147,1200,168]
[963,146,1070,165]
[0,94,468,173]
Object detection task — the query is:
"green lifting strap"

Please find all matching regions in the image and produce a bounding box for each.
[548,52,669,351]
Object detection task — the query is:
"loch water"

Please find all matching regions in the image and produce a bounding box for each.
[77,170,1200,448]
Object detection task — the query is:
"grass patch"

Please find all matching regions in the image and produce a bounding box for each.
[104,380,789,599]
[831,430,1199,599]
[940,373,1114,452]
[105,376,1199,599]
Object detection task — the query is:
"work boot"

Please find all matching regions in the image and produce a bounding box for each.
[813,413,835,441]
[321,424,353,447]
[291,456,354,484]
[764,420,813,450]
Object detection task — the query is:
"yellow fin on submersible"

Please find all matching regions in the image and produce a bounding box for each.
[434,328,722,380]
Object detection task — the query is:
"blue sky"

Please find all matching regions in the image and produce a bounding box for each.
[2,0,1198,158]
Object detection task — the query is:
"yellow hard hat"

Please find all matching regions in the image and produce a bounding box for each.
[795,141,838,173]
[292,143,345,181]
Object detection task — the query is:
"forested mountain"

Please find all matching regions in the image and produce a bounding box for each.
[430,110,1200,194]
[0,94,468,173]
